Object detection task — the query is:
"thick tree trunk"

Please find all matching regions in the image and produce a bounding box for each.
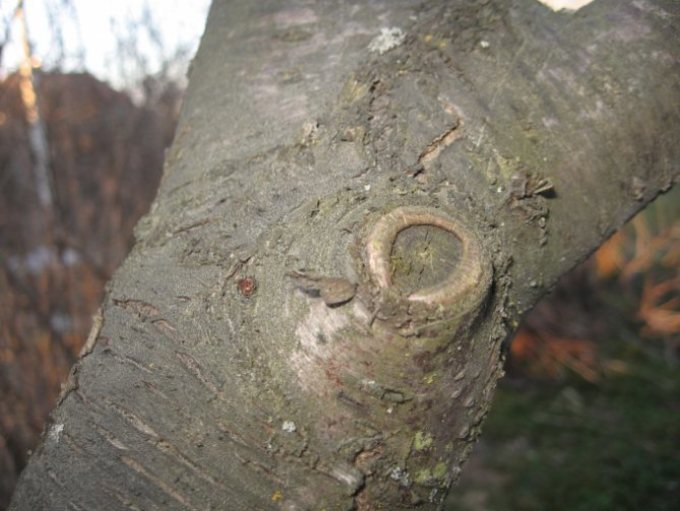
[10,0,679,509]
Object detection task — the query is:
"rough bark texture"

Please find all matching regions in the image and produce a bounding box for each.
[10,0,680,510]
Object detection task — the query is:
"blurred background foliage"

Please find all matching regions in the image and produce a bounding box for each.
[0,1,677,510]
[446,187,680,510]
[0,1,207,506]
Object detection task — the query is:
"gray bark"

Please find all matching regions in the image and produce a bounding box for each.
[10,0,680,509]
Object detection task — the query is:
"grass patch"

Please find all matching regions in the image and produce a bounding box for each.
[447,347,679,511]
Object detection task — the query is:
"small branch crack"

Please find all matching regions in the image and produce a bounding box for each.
[418,120,461,168]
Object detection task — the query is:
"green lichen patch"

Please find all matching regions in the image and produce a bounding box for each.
[414,461,449,486]
[413,431,434,451]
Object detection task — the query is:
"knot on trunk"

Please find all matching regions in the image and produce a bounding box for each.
[364,206,491,337]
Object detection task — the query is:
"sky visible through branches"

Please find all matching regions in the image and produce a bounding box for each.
[0,0,210,92]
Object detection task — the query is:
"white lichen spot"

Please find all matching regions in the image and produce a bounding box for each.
[368,27,406,55]
[390,466,411,487]
[330,464,364,493]
[281,420,297,433]
[535,0,595,11]
[300,120,320,144]
[479,40,490,49]
[542,116,559,128]
[48,423,64,443]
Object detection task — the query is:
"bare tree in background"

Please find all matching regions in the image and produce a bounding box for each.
[16,0,52,208]
[0,1,191,507]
